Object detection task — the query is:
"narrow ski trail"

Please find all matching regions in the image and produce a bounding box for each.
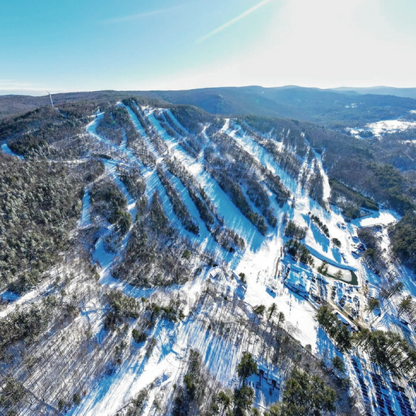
[140,106,266,254]
[229,122,360,270]
[122,103,239,265]
[85,109,240,290]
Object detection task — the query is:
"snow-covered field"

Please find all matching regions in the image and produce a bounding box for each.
[367,119,416,136]
[348,118,416,138]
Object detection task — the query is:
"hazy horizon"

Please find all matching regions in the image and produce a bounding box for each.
[2,0,416,95]
[3,84,416,98]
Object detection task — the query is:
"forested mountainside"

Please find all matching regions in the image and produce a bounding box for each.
[3,85,416,127]
[1,93,416,416]
[331,87,416,100]
[137,86,416,127]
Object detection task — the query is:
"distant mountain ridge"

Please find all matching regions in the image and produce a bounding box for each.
[135,86,416,127]
[330,86,416,100]
[2,85,416,128]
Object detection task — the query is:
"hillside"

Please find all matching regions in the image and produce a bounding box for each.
[3,86,416,128]
[137,86,416,127]
[0,93,416,416]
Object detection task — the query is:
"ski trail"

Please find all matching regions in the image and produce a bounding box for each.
[79,188,91,228]
[86,112,145,169]
[105,159,138,221]
[126,106,238,262]
[121,104,162,162]
[311,148,331,204]
[87,110,239,271]
[141,108,266,254]
[165,109,190,136]
[74,108,413,416]
[1,141,25,159]
[230,124,299,195]
[91,159,137,277]
[230,122,361,268]
[293,145,314,213]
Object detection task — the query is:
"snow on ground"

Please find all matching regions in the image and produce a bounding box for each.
[79,188,91,228]
[71,107,416,415]
[86,112,144,168]
[69,120,220,415]
[306,245,357,272]
[67,272,210,416]
[121,105,260,265]
[311,147,331,204]
[0,263,78,319]
[165,109,190,136]
[66,319,182,416]
[69,265,289,416]
[229,123,298,195]
[90,159,138,277]
[1,105,415,415]
[346,127,364,139]
[225,197,321,350]
[123,104,162,162]
[229,122,359,272]
[367,119,416,136]
[139,108,266,255]
[348,119,416,138]
[1,141,24,159]
[145,166,237,264]
[239,259,319,349]
[72,108,328,414]
[351,209,400,228]
[88,112,233,270]
[105,159,138,221]
[0,287,43,318]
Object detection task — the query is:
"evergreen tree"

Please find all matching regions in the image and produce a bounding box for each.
[367,298,380,313]
[267,303,277,322]
[237,353,258,385]
[398,295,412,317]
[233,385,254,416]
[265,368,337,416]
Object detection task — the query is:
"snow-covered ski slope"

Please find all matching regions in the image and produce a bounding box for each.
[67,103,416,416]
[1,141,24,159]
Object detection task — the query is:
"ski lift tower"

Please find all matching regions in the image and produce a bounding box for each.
[47,91,54,108]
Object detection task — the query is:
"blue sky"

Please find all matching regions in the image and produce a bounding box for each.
[1,0,416,94]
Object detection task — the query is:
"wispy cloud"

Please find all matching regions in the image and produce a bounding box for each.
[197,0,273,44]
[101,5,186,24]
[0,80,65,96]
[0,79,32,88]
